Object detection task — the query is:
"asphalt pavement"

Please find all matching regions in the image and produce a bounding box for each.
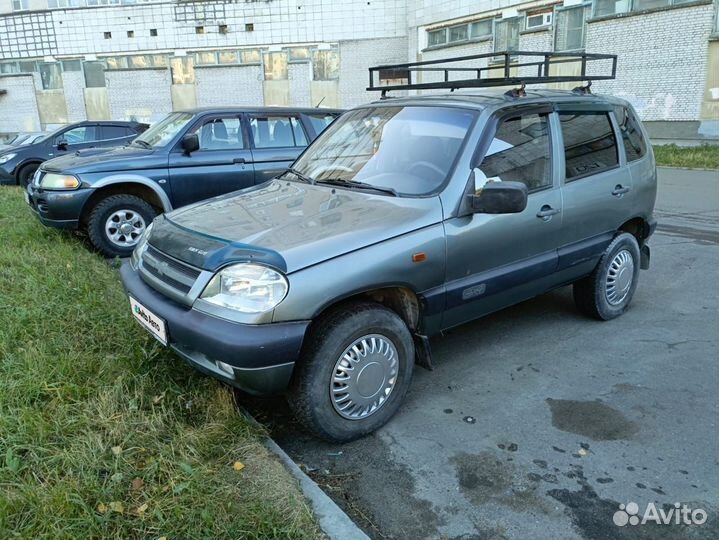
[244,167,719,540]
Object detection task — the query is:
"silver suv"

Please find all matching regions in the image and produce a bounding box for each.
[120,54,657,442]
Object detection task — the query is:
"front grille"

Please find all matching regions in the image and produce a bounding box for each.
[139,245,202,302]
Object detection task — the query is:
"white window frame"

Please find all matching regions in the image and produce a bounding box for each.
[12,0,29,11]
[525,11,553,29]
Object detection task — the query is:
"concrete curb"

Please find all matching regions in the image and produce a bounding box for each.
[656,165,719,173]
[239,407,370,540]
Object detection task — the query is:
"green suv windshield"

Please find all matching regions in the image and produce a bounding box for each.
[289,106,476,196]
[133,112,194,148]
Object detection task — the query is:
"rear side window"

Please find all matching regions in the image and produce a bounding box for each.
[477,113,552,192]
[614,106,646,162]
[559,112,618,181]
[102,125,131,140]
[250,116,308,148]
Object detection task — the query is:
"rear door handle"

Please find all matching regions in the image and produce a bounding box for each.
[612,184,630,196]
[233,158,246,164]
[536,205,560,220]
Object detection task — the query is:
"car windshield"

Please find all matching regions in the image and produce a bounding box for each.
[133,112,194,148]
[290,106,476,196]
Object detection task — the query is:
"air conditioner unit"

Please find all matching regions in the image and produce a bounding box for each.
[526,12,553,29]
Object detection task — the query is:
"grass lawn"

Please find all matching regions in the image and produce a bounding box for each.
[653,144,719,169]
[0,187,323,539]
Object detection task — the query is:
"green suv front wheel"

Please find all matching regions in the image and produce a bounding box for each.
[288,301,415,442]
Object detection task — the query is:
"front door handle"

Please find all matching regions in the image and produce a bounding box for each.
[233,157,246,164]
[536,205,560,220]
[612,184,630,197]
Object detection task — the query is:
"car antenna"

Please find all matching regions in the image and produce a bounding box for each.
[315,96,326,108]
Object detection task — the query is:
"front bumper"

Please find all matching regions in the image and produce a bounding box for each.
[26,183,92,230]
[0,163,16,185]
[120,262,309,395]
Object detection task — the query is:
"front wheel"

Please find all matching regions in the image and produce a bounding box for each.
[18,164,39,188]
[287,301,415,442]
[573,232,641,320]
[87,194,157,258]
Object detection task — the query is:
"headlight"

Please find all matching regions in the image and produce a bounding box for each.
[0,153,17,164]
[40,172,80,190]
[130,222,153,268]
[200,263,288,313]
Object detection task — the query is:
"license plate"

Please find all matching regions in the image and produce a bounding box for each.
[129,296,167,345]
[24,191,30,205]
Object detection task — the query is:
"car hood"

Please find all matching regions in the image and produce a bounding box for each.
[42,145,155,174]
[150,180,444,273]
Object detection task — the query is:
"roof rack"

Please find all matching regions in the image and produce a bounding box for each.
[367,51,617,95]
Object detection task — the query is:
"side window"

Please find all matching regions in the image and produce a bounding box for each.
[250,116,307,148]
[63,126,97,144]
[614,106,646,163]
[476,113,552,192]
[102,125,131,140]
[192,117,244,150]
[559,112,619,181]
[307,113,337,136]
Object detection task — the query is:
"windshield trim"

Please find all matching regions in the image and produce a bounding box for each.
[292,104,480,199]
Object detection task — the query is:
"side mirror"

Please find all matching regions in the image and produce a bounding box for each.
[469,180,528,214]
[55,137,68,150]
[181,133,199,155]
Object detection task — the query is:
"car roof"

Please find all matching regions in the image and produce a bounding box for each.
[176,106,344,115]
[363,88,630,111]
[67,120,145,127]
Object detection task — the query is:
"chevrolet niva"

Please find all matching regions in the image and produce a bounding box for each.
[120,62,657,442]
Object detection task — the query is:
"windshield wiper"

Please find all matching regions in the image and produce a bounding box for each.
[281,167,315,184]
[132,139,152,149]
[316,178,398,197]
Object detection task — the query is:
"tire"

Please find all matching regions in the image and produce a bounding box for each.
[573,232,641,321]
[87,194,156,258]
[18,163,39,188]
[287,301,415,442]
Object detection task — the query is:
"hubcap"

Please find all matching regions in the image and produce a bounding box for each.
[330,334,399,420]
[105,209,146,248]
[606,249,634,305]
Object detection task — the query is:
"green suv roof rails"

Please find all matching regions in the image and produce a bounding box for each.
[367,50,617,98]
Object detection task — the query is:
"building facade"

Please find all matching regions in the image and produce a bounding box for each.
[0,0,717,140]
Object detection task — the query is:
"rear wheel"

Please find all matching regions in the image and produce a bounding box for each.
[287,301,415,442]
[87,194,156,258]
[18,163,39,188]
[573,232,641,320]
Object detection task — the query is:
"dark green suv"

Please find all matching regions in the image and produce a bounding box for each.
[120,53,657,442]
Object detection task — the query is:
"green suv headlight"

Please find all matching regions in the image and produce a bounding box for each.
[200,263,288,313]
[40,172,80,190]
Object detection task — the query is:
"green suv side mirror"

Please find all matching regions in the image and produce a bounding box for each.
[470,180,528,214]
[181,133,199,155]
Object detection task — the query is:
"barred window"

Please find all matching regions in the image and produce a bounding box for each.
[555,5,590,51]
